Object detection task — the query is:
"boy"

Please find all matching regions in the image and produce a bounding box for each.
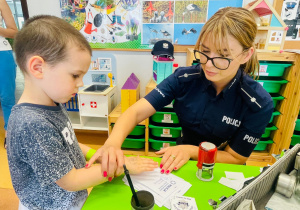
[7,15,157,210]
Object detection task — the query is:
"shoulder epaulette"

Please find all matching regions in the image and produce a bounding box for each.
[239,81,269,112]
[174,65,201,83]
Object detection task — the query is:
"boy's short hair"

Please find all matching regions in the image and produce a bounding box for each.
[14,15,92,73]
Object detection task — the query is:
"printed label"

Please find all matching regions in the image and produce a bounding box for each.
[162,114,173,123]
[161,129,172,137]
[259,65,268,73]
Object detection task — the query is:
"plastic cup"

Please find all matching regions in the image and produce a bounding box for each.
[131,190,154,210]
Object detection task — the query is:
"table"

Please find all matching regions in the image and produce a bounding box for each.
[82,157,261,210]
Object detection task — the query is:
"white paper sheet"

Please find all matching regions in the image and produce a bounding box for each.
[123,168,192,209]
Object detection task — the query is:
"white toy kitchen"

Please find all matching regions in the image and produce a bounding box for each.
[66,54,117,131]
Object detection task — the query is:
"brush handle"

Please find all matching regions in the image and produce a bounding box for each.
[123,165,140,207]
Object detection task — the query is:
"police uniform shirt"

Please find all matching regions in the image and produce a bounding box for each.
[144,65,273,157]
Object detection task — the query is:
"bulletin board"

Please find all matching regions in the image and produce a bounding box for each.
[60,0,242,51]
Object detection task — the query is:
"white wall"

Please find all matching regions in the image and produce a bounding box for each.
[27,0,61,17]
[111,51,187,99]
[25,0,188,103]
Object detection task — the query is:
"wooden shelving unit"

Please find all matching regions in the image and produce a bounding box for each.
[187,48,300,164]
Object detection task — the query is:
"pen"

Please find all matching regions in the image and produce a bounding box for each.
[123,164,140,207]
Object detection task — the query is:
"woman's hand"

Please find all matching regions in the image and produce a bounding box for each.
[125,156,158,174]
[155,145,192,174]
[87,144,124,181]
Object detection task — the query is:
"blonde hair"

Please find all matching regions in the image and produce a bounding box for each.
[14,15,92,73]
[195,7,259,77]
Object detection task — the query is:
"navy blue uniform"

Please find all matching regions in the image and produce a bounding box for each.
[145,65,273,157]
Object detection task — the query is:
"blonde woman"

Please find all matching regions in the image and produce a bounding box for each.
[0,0,17,148]
[88,7,273,178]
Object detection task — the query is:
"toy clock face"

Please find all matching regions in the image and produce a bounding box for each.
[79,94,108,117]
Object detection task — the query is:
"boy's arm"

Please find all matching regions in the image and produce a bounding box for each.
[78,143,91,158]
[56,156,158,191]
[56,165,106,191]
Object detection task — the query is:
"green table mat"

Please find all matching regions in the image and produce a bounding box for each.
[82,157,261,210]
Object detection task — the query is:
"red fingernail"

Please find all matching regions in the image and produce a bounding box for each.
[174,167,177,170]
[108,177,112,182]
[85,164,88,168]
[166,170,170,174]
[160,164,163,168]
[160,169,164,174]
[103,171,107,177]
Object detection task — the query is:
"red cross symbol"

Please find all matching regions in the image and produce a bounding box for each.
[90,101,97,108]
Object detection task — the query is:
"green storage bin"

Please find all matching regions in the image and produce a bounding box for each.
[254,139,273,151]
[270,93,284,108]
[291,134,300,146]
[149,124,182,138]
[151,111,179,124]
[257,76,288,93]
[149,138,176,150]
[269,111,280,123]
[111,124,145,136]
[295,118,300,132]
[262,124,277,138]
[258,62,292,77]
[121,138,145,149]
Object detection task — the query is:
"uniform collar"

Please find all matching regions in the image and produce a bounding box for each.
[200,68,243,98]
[222,68,242,97]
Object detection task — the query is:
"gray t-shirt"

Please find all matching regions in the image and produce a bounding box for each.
[7,103,88,210]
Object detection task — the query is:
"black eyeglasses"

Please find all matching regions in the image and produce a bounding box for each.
[193,50,246,70]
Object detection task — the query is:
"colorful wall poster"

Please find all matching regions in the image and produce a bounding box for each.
[60,0,244,49]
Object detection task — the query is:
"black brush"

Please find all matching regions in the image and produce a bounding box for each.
[123,164,140,207]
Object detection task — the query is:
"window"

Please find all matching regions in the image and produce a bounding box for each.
[5,0,28,29]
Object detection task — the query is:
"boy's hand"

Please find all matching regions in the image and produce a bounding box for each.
[124,156,158,175]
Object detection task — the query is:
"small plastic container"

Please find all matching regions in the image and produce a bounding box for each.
[111,124,145,136]
[291,133,300,147]
[295,117,300,132]
[270,93,284,108]
[149,124,182,138]
[269,111,281,123]
[149,138,176,150]
[122,138,145,149]
[258,62,292,77]
[257,76,288,93]
[254,138,273,151]
[150,111,179,124]
[262,124,277,138]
